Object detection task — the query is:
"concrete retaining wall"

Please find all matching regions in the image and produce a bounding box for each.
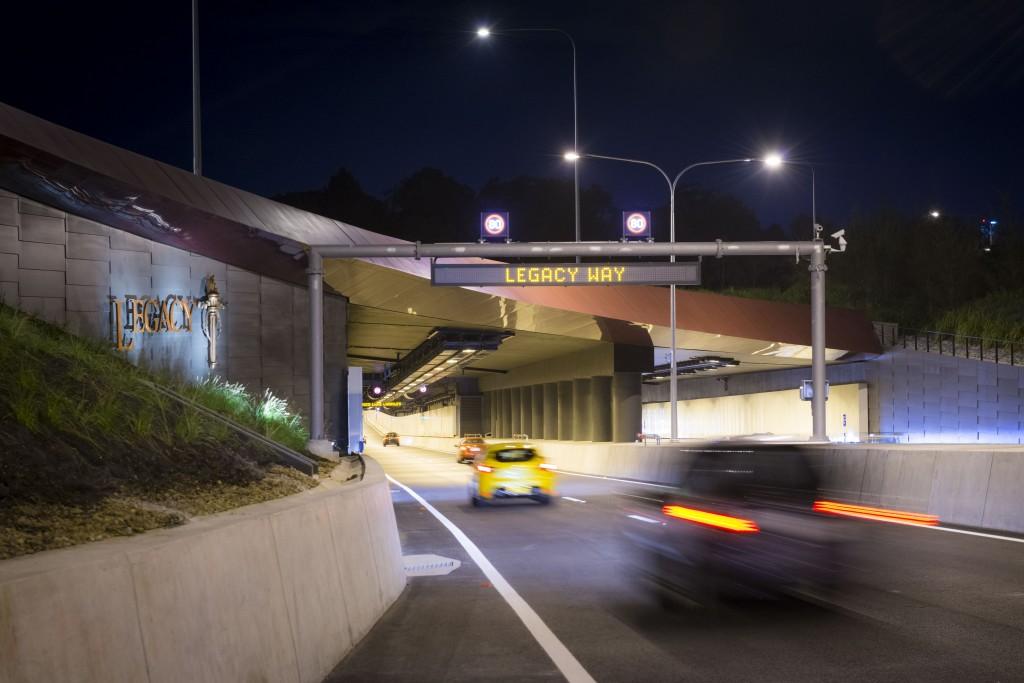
[0,458,405,683]
[0,188,347,433]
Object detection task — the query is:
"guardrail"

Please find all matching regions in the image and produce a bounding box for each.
[876,324,1024,366]
[143,380,319,476]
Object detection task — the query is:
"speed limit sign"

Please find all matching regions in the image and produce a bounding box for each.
[622,211,651,240]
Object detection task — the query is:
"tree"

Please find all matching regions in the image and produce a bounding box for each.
[274,168,387,231]
[387,168,476,243]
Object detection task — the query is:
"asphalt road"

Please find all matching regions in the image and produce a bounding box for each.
[326,440,1024,682]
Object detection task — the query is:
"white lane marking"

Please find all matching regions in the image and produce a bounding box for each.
[627,514,662,525]
[557,469,677,489]
[561,496,587,503]
[387,474,596,683]
[926,525,1024,544]
[619,492,664,503]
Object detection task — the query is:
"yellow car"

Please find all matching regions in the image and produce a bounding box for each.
[469,443,556,506]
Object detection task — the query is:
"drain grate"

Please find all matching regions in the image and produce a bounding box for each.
[403,554,462,577]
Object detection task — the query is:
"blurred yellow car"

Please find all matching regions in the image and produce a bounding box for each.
[469,443,556,506]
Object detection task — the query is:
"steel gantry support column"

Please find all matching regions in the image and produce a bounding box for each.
[810,241,827,441]
[306,250,329,451]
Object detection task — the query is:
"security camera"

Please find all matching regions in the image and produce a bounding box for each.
[830,228,847,253]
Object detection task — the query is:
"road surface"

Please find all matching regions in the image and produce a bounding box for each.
[326,439,1024,682]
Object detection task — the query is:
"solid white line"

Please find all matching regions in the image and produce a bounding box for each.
[557,469,677,489]
[386,474,596,683]
[627,514,662,525]
[927,525,1024,544]
[561,496,587,503]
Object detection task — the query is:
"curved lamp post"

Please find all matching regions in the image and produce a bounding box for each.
[565,152,781,439]
[477,26,580,257]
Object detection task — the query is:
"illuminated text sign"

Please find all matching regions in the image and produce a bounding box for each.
[431,262,700,287]
[362,401,403,408]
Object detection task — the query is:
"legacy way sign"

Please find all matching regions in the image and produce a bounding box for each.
[430,261,700,287]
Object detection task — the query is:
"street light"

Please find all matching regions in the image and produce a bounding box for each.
[929,209,941,219]
[476,26,581,258]
[565,152,772,439]
[767,152,819,239]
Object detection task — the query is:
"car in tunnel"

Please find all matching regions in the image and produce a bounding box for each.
[622,442,848,606]
[469,443,556,506]
[382,432,400,447]
[456,435,486,463]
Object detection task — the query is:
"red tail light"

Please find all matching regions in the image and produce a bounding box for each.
[662,504,759,533]
[476,464,494,473]
[813,500,939,527]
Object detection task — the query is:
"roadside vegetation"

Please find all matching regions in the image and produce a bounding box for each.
[0,304,325,560]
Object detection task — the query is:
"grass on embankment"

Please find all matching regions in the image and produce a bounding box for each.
[0,304,326,560]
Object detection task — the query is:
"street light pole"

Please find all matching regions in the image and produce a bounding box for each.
[477,27,580,258]
[192,0,202,176]
[568,154,755,439]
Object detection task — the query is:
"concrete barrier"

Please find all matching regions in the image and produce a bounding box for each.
[374,423,1024,535]
[0,457,405,683]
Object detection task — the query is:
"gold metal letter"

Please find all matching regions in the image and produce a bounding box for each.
[179,297,194,332]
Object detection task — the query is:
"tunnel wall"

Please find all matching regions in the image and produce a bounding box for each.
[642,383,867,441]
[363,404,458,437]
[0,458,405,683]
[0,188,348,437]
[643,349,1024,445]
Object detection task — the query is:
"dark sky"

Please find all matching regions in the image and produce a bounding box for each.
[4,0,1023,232]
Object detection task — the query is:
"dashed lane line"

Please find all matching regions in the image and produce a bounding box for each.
[387,474,596,683]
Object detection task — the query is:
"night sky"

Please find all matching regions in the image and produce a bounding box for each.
[4,1,1023,232]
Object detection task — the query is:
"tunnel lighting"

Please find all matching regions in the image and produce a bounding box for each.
[662,504,760,533]
[372,386,382,396]
[419,385,428,393]
[813,500,939,527]
[476,27,491,38]
[763,152,783,169]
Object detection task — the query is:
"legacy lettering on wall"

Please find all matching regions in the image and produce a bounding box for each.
[110,295,196,351]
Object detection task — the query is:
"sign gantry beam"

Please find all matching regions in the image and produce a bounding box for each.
[312,239,824,259]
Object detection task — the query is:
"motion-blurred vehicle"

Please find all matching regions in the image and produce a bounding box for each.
[382,432,400,447]
[456,434,486,463]
[469,443,556,506]
[622,442,848,606]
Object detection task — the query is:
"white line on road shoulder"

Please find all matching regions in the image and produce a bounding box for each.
[927,525,1024,544]
[561,496,587,503]
[387,474,596,683]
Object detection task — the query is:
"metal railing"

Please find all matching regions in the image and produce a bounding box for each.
[876,323,1024,366]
